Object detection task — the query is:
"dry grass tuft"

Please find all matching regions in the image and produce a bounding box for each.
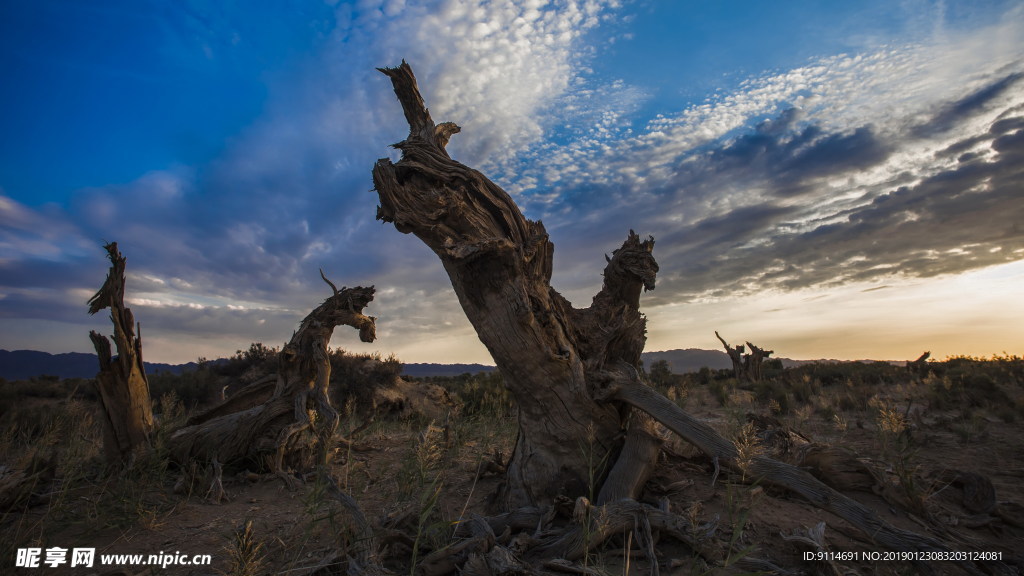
[223,519,265,576]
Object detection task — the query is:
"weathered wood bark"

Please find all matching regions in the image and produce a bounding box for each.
[87,242,155,467]
[169,276,376,476]
[372,61,659,510]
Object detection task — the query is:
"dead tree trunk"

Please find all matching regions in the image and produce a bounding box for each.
[373,61,660,510]
[366,62,1006,575]
[87,242,154,467]
[715,330,746,381]
[908,350,931,378]
[745,340,774,382]
[715,332,773,382]
[169,274,376,478]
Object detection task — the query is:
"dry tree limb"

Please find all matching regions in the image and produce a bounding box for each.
[0,456,56,511]
[543,559,610,575]
[781,522,851,576]
[206,457,228,504]
[715,331,746,382]
[291,469,390,576]
[319,469,384,572]
[419,516,497,576]
[603,379,1003,576]
[596,412,662,505]
[526,497,723,565]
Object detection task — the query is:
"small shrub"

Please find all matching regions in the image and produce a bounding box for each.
[788,374,820,404]
[991,401,1022,423]
[753,381,790,415]
[421,370,513,419]
[330,349,404,414]
[148,368,222,409]
[816,402,836,422]
[709,380,731,407]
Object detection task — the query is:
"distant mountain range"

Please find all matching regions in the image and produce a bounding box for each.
[0,350,201,381]
[0,348,889,381]
[641,348,733,372]
[0,350,498,380]
[402,363,497,378]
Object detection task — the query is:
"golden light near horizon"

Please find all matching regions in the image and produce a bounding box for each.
[645,258,1024,362]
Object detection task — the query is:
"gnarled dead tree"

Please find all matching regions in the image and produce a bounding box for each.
[715,331,773,382]
[373,62,660,511]
[745,340,774,382]
[87,242,154,467]
[715,330,745,380]
[168,274,376,479]
[369,62,1005,575]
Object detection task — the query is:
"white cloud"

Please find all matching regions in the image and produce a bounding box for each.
[331,0,625,168]
[512,13,1024,218]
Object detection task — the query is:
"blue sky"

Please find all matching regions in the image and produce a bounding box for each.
[2,0,1023,365]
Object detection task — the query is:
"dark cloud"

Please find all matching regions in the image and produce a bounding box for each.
[0,290,85,324]
[989,114,1024,136]
[663,203,796,256]
[778,126,891,183]
[711,120,1024,293]
[0,256,97,291]
[656,113,894,205]
[916,72,1023,136]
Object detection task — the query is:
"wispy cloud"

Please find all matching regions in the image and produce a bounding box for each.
[330,0,626,167]
[520,15,1024,310]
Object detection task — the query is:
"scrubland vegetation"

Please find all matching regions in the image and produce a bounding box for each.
[2,350,1022,575]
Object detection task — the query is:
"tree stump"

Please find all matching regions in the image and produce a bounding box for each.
[908,350,931,378]
[87,242,155,467]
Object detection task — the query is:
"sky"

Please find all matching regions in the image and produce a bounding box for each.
[1,0,1023,366]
